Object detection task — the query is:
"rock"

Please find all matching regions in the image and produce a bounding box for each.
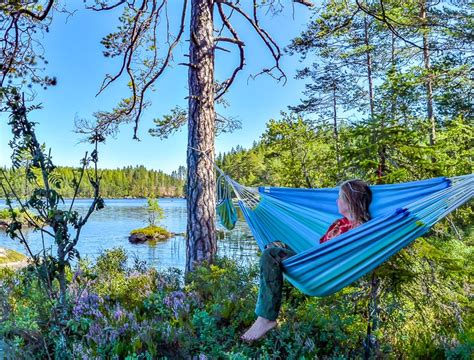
[128,232,175,243]
[129,233,149,244]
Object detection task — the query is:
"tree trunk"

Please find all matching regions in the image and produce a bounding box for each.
[364,16,375,122]
[377,34,398,180]
[364,16,386,181]
[186,0,217,273]
[332,81,341,180]
[421,0,436,146]
[364,16,380,181]
[390,32,397,119]
[365,271,381,359]
[363,17,381,356]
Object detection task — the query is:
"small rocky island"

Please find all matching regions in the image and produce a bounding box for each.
[128,199,185,244]
[129,225,175,243]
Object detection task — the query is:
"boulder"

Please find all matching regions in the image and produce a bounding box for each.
[129,232,149,244]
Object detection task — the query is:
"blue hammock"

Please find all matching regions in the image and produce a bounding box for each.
[216,174,473,297]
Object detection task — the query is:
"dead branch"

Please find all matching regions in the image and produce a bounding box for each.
[218,0,287,84]
[215,2,245,100]
[293,0,314,6]
[355,0,423,50]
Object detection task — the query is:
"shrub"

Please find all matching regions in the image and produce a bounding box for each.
[1,246,472,358]
[130,225,171,239]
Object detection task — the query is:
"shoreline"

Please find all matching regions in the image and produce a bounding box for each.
[0,247,29,269]
[0,196,187,201]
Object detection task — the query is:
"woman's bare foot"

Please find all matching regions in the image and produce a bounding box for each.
[241,316,277,342]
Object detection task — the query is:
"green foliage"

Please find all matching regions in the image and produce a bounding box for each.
[262,114,337,187]
[95,248,128,274]
[91,248,158,309]
[0,207,40,228]
[1,248,471,358]
[0,90,108,359]
[218,114,471,187]
[145,198,165,226]
[0,208,20,220]
[130,225,171,239]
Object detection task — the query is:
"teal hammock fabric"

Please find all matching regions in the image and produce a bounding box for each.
[216,175,238,230]
[218,174,473,297]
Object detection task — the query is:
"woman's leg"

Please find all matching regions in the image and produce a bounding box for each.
[255,247,295,320]
[241,246,295,341]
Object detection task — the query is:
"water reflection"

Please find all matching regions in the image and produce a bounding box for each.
[0,199,259,270]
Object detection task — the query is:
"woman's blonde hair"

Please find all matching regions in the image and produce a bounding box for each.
[340,179,372,224]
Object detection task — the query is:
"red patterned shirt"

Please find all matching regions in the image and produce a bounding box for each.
[320,217,355,244]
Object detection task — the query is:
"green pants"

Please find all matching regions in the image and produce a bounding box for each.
[255,246,296,321]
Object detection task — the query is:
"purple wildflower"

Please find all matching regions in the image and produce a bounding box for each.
[163,290,188,319]
[72,291,104,320]
[113,307,125,321]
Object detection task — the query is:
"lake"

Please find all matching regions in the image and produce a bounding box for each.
[0,198,259,270]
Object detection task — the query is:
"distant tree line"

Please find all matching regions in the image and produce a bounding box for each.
[1,165,186,199]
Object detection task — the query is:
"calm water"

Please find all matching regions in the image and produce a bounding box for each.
[0,199,259,270]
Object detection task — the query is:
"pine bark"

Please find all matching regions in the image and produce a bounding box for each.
[186,0,217,273]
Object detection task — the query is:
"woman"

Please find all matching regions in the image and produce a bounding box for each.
[241,179,372,341]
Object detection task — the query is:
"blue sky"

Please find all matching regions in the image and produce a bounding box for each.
[0,1,313,174]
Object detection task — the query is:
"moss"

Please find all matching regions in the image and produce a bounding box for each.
[130,225,171,239]
[0,248,27,265]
